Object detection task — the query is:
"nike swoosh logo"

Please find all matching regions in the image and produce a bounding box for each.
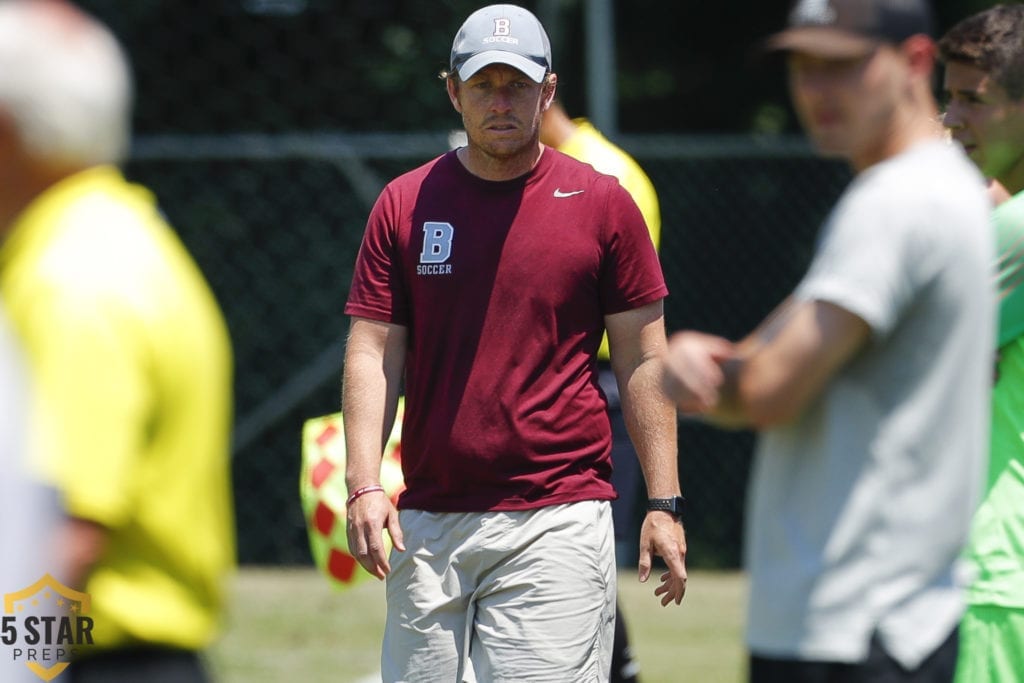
[553,188,585,198]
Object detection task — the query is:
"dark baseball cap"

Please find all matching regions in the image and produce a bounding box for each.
[767,0,934,58]
[450,4,552,83]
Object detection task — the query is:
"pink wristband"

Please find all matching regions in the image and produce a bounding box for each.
[346,484,385,506]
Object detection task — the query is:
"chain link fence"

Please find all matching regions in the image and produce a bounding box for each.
[65,0,856,569]
[122,133,851,567]
[626,137,852,566]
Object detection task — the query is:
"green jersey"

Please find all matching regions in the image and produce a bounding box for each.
[996,191,1024,347]
[966,190,1024,608]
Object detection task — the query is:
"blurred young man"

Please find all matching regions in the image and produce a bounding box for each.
[939,6,1024,681]
[540,100,662,683]
[0,2,235,681]
[662,0,994,681]
[342,4,685,681]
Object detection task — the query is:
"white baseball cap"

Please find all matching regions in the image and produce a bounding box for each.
[449,4,552,83]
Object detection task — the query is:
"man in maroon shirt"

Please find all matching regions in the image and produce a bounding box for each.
[342,4,686,681]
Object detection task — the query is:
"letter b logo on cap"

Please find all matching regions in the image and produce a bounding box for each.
[493,18,510,36]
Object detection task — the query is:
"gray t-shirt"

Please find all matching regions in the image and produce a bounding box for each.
[745,140,995,669]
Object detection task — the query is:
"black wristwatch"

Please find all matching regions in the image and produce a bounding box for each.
[647,496,686,519]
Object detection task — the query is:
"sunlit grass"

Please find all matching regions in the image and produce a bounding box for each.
[208,566,747,683]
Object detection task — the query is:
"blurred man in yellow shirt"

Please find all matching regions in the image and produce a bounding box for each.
[0,2,235,680]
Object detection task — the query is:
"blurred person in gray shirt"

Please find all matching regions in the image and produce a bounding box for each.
[662,0,994,681]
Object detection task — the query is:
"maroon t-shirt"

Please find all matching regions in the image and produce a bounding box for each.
[345,148,667,512]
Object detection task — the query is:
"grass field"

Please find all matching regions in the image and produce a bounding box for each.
[207,566,748,682]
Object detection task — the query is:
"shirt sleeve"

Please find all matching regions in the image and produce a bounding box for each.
[994,195,1024,347]
[599,177,668,315]
[795,185,921,339]
[345,185,409,325]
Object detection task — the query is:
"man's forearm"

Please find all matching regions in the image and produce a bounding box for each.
[702,357,754,429]
[342,362,389,489]
[341,320,405,489]
[621,356,680,497]
[699,301,794,429]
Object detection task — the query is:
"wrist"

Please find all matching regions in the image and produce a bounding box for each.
[647,495,685,519]
[346,484,386,506]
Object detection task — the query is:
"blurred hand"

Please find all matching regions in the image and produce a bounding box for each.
[345,489,405,580]
[637,511,687,606]
[661,331,734,414]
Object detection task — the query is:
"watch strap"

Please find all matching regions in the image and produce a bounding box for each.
[647,496,685,517]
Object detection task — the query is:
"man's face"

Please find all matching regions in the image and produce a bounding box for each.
[787,45,903,166]
[448,63,552,162]
[943,61,1024,190]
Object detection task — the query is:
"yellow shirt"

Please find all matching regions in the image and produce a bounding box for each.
[0,167,235,650]
[557,119,662,360]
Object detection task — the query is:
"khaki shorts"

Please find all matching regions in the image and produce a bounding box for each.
[382,500,616,683]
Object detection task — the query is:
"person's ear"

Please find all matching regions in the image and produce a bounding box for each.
[447,77,462,114]
[542,73,557,110]
[902,35,937,80]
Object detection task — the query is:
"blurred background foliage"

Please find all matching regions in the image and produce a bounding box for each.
[76,0,995,136]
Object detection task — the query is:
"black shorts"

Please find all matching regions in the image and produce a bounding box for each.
[749,626,958,683]
[69,646,209,683]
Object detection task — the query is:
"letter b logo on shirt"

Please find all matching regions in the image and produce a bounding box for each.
[420,222,454,264]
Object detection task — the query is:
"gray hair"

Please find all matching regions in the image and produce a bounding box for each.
[0,0,132,166]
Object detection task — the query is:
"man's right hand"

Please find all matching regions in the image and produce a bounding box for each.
[661,331,733,414]
[345,488,405,580]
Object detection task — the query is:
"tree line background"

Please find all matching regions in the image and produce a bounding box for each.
[79,0,997,137]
